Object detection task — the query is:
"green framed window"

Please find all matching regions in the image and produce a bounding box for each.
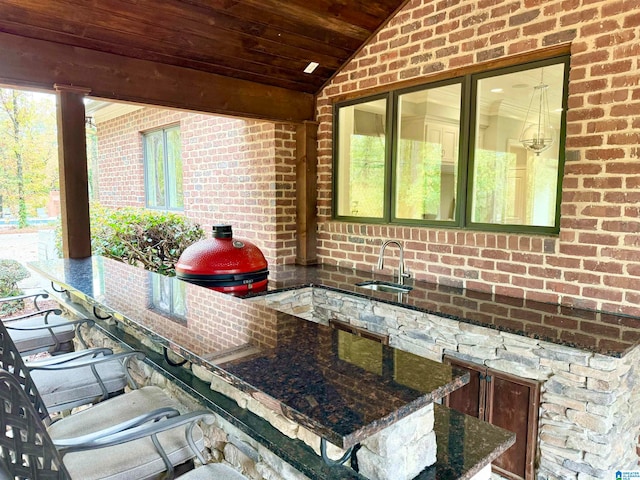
[143,125,183,210]
[333,55,569,234]
[334,95,389,219]
[394,80,463,224]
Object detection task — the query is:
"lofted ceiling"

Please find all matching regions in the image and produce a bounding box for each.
[0,0,409,96]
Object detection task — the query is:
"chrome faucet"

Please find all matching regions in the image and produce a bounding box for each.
[377,240,410,285]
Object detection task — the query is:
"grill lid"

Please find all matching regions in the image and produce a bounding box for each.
[175,225,268,289]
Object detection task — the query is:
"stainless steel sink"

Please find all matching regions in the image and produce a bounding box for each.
[356,280,413,294]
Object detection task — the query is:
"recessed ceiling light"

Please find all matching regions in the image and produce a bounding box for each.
[304,62,319,74]
[512,83,529,89]
[490,88,503,93]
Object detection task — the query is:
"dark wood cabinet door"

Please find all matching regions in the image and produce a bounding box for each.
[444,357,485,418]
[487,369,539,480]
[444,357,540,480]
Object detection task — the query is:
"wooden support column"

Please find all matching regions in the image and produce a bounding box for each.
[296,121,318,265]
[55,84,92,259]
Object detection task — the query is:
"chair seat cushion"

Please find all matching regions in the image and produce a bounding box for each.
[4,314,75,354]
[48,386,205,480]
[30,359,128,413]
[180,463,249,480]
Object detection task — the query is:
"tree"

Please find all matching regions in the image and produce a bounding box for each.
[0,89,57,228]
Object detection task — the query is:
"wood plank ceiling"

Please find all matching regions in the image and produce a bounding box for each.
[0,0,409,96]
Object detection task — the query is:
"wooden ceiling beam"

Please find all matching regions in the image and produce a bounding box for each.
[0,0,410,97]
[0,32,315,123]
[0,20,321,93]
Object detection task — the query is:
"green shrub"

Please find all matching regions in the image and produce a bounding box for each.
[90,205,204,275]
[0,259,30,315]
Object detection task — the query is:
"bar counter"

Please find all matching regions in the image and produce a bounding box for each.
[256,263,640,357]
[29,256,516,480]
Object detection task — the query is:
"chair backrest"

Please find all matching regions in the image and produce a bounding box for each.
[0,319,51,423]
[0,369,71,479]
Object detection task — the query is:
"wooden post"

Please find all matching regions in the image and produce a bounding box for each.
[295,121,318,265]
[55,84,92,259]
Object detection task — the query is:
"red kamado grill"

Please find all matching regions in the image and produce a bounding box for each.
[176,225,268,294]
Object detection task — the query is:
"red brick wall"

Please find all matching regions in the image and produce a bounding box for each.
[102,258,281,352]
[97,108,297,265]
[96,108,151,208]
[316,0,640,315]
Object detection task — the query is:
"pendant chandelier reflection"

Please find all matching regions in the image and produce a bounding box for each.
[519,70,554,155]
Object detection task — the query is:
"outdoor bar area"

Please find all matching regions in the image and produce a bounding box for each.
[28,256,518,480]
[1,0,640,479]
[27,250,640,479]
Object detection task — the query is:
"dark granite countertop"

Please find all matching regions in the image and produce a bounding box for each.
[28,257,468,449]
[87,304,516,480]
[428,404,514,480]
[246,263,640,357]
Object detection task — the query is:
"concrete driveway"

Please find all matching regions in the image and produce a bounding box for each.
[0,229,58,289]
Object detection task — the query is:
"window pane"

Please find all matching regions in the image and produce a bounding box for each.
[150,274,187,319]
[151,274,171,312]
[172,280,187,317]
[471,63,565,227]
[165,127,183,209]
[395,83,461,221]
[336,99,387,218]
[144,131,165,208]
